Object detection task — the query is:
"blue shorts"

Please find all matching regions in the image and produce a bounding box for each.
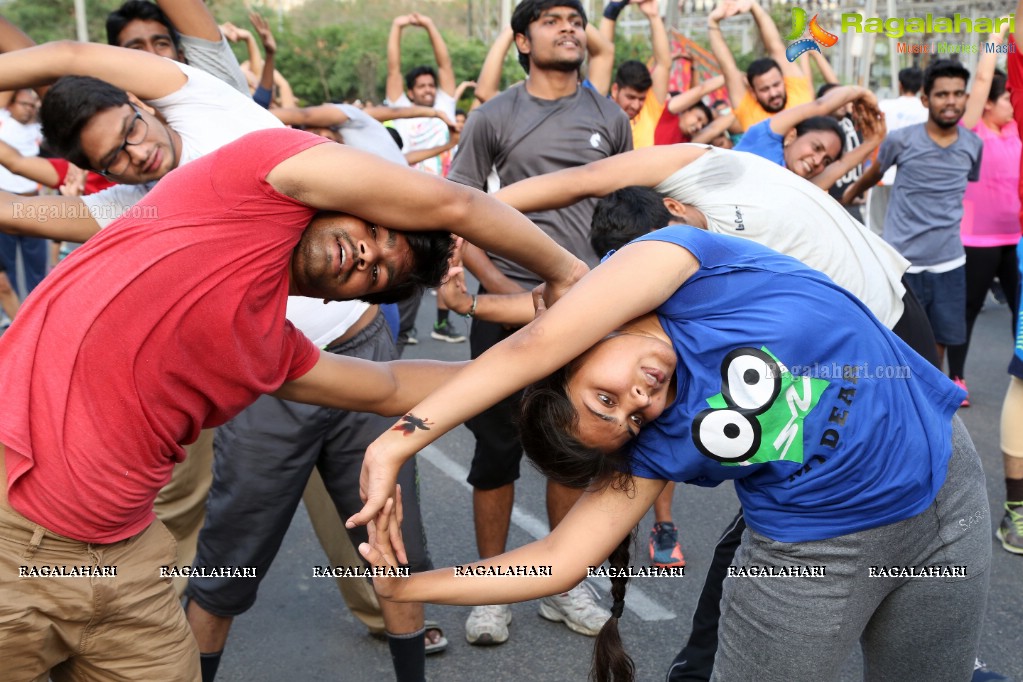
[903,267,966,346]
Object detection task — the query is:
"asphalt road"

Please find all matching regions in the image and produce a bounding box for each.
[218,292,1022,682]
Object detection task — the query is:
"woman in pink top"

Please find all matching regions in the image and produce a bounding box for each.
[948,26,1021,403]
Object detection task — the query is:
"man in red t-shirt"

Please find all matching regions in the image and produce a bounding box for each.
[0,127,584,680]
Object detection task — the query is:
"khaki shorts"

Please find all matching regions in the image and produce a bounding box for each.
[0,445,200,682]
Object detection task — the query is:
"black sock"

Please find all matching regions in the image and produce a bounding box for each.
[199,651,222,682]
[1006,477,1023,504]
[387,628,426,682]
[436,308,449,327]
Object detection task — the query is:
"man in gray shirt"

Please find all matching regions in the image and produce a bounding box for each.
[446,0,631,646]
[844,59,982,370]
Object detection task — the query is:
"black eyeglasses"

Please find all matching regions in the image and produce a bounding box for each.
[99,106,148,177]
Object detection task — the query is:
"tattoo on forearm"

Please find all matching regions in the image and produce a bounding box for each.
[392,414,433,436]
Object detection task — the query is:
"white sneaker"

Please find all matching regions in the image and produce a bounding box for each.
[465,604,512,645]
[537,581,610,636]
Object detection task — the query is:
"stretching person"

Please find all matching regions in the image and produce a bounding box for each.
[0,126,584,680]
[733,84,886,190]
[946,23,1020,404]
[357,225,989,682]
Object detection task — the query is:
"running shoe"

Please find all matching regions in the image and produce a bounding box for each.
[465,604,511,645]
[398,327,418,346]
[649,521,686,567]
[538,581,609,636]
[972,658,1011,681]
[431,320,466,343]
[953,376,970,408]
[996,502,1023,555]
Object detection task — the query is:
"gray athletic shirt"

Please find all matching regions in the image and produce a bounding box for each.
[875,123,983,268]
[448,83,632,287]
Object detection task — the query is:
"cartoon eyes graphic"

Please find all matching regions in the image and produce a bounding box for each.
[693,348,781,463]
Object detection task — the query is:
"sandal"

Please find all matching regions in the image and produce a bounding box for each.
[424,620,448,655]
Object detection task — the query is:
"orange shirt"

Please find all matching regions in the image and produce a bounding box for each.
[735,76,813,131]
[630,88,665,149]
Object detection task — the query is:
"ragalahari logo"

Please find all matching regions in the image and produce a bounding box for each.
[785,7,839,62]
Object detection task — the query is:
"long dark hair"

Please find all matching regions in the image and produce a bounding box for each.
[519,364,638,682]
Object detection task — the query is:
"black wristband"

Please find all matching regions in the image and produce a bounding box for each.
[603,0,629,21]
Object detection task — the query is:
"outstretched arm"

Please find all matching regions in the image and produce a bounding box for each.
[962,23,1011,129]
[155,0,222,42]
[638,0,671,104]
[363,472,665,605]
[691,112,736,144]
[0,140,60,188]
[473,25,513,103]
[386,15,411,103]
[413,13,455,96]
[809,103,886,190]
[350,237,699,527]
[0,41,186,100]
[0,15,35,53]
[808,50,838,86]
[403,132,458,165]
[749,0,801,79]
[0,194,100,242]
[275,353,466,416]
[707,4,748,113]
[841,155,884,204]
[494,144,709,214]
[667,75,726,114]
[585,23,614,96]
[250,12,276,108]
[768,84,874,136]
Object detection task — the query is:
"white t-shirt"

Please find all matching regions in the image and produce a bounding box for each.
[0,109,41,194]
[387,90,456,176]
[285,297,370,345]
[655,147,909,328]
[332,104,407,166]
[877,96,928,185]
[82,62,283,227]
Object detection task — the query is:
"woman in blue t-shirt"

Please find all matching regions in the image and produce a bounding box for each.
[735,83,883,192]
[355,227,990,682]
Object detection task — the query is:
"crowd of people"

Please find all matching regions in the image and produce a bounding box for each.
[0,1,1019,681]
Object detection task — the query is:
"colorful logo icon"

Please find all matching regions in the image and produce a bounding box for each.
[785,7,839,62]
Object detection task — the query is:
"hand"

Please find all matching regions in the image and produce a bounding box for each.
[348,438,410,565]
[439,269,472,315]
[359,492,409,600]
[536,257,589,309]
[435,110,461,132]
[59,163,87,198]
[409,12,434,28]
[393,15,413,28]
[219,22,240,42]
[249,12,276,54]
[840,184,860,206]
[636,0,661,17]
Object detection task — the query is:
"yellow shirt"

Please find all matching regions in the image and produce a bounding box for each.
[735,76,813,131]
[630,88,665,149]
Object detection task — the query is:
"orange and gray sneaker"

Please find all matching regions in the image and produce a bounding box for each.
[649,521,685,568]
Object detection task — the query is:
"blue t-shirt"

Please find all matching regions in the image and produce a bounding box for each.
[627,226,964,542]
[733,119,785,167]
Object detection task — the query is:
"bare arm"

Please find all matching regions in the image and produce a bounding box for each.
[667,75,726,115]
[273,105,348,128]
[962,24,1011,129]
[386,16,411,103]
[809,104,886,191]
[639,0,671,104]
[0,140,60,188]
[0,15,35,53]
[365,105,458,130]
[439,268,535,326]
[749,1,800,79]
[155,0,222,42]
[364,474,666,605]
[585,23,614,96]
[474,25,513,104]
[691,112,736,144]
[275,352,466,416]
[250,13,276,104]
[768,85,874,136]
[413,13,455,96]
[0,193,100,242]
[808,50,838,85]
[494,144,709,214]
[462,243,528,295]
[403,132,458,165]
[454,80,476,102]
[0,41,186,99]
[707,5,748,113]
[350,238,699,526]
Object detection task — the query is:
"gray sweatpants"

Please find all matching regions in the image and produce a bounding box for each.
[713,416,990,681]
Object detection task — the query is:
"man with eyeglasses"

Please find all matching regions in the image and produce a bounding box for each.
[0,88,43,314]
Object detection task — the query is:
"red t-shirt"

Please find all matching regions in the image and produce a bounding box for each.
[0,128,324,543]
[653,105,686,146]
[45,157,116,195]
[1008,35,1023,225]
